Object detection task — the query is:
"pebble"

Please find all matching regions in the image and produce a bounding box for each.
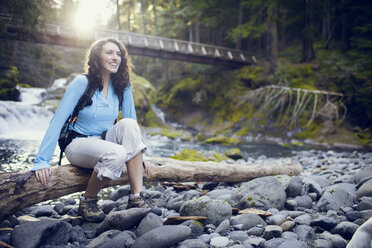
[2,149,371,248]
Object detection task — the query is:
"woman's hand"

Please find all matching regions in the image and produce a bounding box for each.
[143,160,152,174]
[34,168,52,186]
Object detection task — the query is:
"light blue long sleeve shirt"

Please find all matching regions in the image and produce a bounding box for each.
[32,75,140,171]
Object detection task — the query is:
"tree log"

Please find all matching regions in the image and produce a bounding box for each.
[0,157,302,219]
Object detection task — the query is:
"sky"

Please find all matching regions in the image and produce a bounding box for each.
[55,0,117,31]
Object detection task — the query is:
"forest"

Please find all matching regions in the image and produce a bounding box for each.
[0,0,371,148]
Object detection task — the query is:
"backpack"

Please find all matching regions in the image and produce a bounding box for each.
[57,80,94,165]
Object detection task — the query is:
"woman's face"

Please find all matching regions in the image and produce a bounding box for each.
[100,42,122,75]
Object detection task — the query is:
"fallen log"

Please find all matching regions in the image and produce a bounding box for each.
[0,157,302,219]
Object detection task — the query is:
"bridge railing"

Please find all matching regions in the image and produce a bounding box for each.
[1,16,255,64]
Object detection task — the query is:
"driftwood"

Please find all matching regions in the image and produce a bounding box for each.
[0,157,302,219]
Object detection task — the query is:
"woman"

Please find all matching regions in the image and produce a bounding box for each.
[32,38,152,222]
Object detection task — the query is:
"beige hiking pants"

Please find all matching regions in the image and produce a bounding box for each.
[64,118,147,180]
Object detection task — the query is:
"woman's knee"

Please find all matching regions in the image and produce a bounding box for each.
[117,118,139,131]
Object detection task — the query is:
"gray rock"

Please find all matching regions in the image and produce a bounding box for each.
[318,231,348,248]
[198,234,211,243]
[96,230,136,248]
[229,176,286,210]
[89,230,121,248]
[183,190,202,201]
[277,240,308,248]
[355,179,372,200]
[268,213,287,226]
[247,226,264,236]
[99,200,121,214]
[202,182,219,191]
[285,199,297,210]
[356,199,372,211]
[11,219,72,248]
[69,225,88,244]
[303,175,330,188]
[30,206,55,217]
[96,208,150,235]
[181,220,204,238]
[132,225,191,248]
[313,239,332,248]
[262,238,286,248]
[230,214,267,230]
[293,225,316,243]
[286,176,303,198]
[229,231,248,242]
[316,184,355,212]
[294,195,313,209]
[215,219,230,235]
[136,212,164,237]
[167,196,185,212]
[207,189,232,199]
[177,239,208,248]
[244,237,265,247]
[110,185,131,201]
[310,217,337,230]
[263,225,283,240]
[180,197,232,226]
[230,245,249,248]
[280,220,296,231]
[294,214,311,226]
[331,221,359,240]
[53,203,65,214]
[345,211,363,222]
[62,197,76,206]
[281,231,298,240]
[353,165,372,184]
[303,181,323,199]
[210,236,229,248]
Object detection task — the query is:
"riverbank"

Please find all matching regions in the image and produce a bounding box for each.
[1,149,372,247]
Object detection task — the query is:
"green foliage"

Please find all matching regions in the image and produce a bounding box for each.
[0,66,20,101]
[275,63,317,90]
[203,136,240,145]
[171,149,208,162]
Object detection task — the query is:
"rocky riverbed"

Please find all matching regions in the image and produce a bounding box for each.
[1,149,372,248]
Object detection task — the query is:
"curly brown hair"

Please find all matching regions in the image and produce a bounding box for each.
[84,38,133,105]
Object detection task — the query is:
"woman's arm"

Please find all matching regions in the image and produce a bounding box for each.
[32,75,88,173]
[122,86,137,120]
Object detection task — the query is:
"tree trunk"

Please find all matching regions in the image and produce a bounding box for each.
[301,0,315,62]
[140,0,147,33]
[152,0,158,34]
[116,0,121,30]
[0,157,301,219]
[267,3,278,73]
[194,16,200,43]
[235,0,244,50]
[341,4,350,51]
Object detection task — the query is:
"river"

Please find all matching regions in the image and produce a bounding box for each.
[0,86,307,173]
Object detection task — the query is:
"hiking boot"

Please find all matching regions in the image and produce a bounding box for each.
[126,192,155,209]
[78,195,106,222]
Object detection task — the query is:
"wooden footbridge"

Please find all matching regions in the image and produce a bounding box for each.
[1,16,255,68]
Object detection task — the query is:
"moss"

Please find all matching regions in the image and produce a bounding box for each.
[247,197,253,201]
[295,121,322,140]
[275,63,318,90]
[250,201,256,207]
[224,148,243,160]
[171,149,208,162]
[354,131,370,146]
[160,129,182,139]
[203,136,240,145]
[212,152,229,162]
[144,108,166,127]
